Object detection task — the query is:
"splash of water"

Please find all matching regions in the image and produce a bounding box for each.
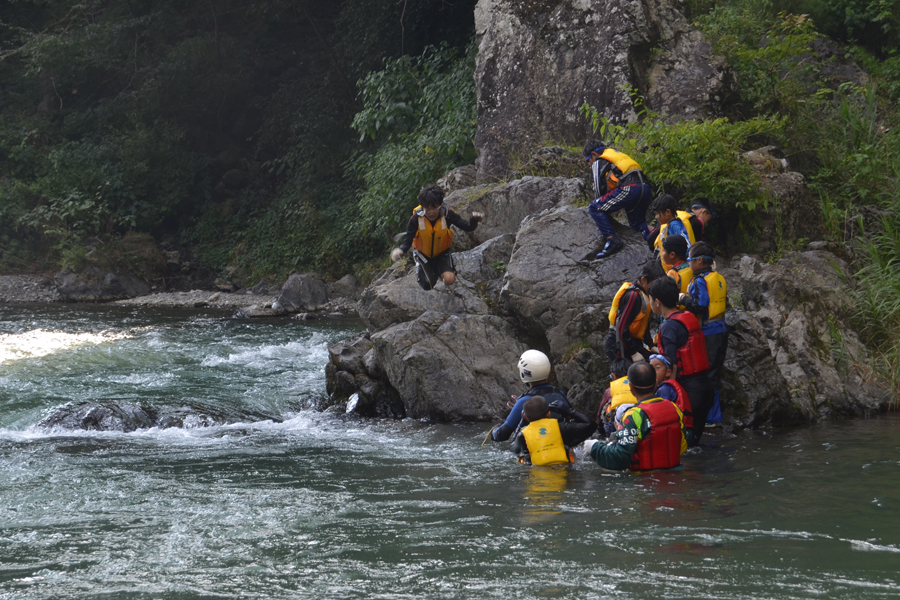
[0,328,133,364]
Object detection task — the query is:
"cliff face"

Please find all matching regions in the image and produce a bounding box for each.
[473,0,732,181]
[324,0,890,426]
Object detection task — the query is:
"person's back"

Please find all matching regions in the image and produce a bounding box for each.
[512,396,595,465]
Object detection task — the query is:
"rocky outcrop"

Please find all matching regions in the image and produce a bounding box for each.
[0,275,62,303]
[474,0,733,181]
[273,273,328,313]
[55,266,150,302]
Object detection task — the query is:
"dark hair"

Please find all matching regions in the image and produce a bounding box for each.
[662,234,688,259]
[523,396,550,422]
[650,194,678,215]
[691,197,715,214]
[627,362,657,391]
[418,185,445,208]
[648,276,680,308]
[640,260,666,283]
[689,241,715,266]
[582,139,606,157]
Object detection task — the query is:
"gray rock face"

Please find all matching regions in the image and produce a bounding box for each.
[55,266,150,302]
[446,176,586,249]
[371,311,527,421]
[326,274,362,302]
[274,273,328,313]
[474,0,731,181]
[325,334,405,418]
[0,276,62,303]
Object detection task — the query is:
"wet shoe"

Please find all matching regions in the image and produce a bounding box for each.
[596,236,624,258]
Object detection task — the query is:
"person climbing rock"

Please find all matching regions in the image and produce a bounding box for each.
[510,396,596,465]
[647,276,714,445]
[583,362,687,471]
[604,260,666,377]
[648,194,703,269]
[390,184,483,291]
[489,350,574,442]
[582,139,652,259]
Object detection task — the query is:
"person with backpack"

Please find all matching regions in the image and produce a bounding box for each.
[604,261,667,377]
[648,194,704,269]
[510,396,596,465]
[390,185,483,291]
[582,140,653,259]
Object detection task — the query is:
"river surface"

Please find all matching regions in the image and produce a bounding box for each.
[0,305,898,599]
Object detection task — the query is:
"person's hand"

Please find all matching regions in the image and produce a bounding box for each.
[471,211,484,223]
[630,352,644,363]
[582,439,599,454]
[390,248,404,262]
[678,293,688,305]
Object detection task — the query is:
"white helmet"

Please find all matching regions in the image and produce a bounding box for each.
[518,350,551,384]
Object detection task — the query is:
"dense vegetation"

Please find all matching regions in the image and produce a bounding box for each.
[0,0,477,280]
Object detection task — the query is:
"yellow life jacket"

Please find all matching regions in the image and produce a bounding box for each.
[608,376,637,410]
[599,148,641,190]
[667,261,693,296]
[655,211,698,269]
[411,205,454,258]
[608,282,651,341]
[521,418,571,466]
[699,270,727,321]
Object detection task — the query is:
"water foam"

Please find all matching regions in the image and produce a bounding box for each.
[0,329,133,364]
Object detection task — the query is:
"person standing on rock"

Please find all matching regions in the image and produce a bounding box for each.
[679,242,728,427]
[489,350,577,442]
[510,396,596,465]
[583,140,653,258]
[661,235,692,297]
[605,260,667,377]
[389,185,483,291]
[648,194,703,270]
[582,362,687,471]
[647,276,714,446]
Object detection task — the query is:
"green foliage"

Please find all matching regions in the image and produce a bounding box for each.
[351,43,477,238]
[580,103,783,211]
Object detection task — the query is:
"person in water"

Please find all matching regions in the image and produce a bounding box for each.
[511,396,596,465]
[648,194,703,270]
[390,184,483,291]
[490,350,573,442]
[583,362,687,471]
[583,139,652,259]
[605,260,667,377]
[647,276,714,445]
[680,241,728,426]
[649,353,696,447]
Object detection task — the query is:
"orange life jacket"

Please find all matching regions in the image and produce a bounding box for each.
[608,283,650,341]
[411,205,454,258]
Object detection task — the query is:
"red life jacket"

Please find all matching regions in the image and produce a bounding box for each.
[661,311,709,377]
[660,379,693,430]
[629,399,684,471]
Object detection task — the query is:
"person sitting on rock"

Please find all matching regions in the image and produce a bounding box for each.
[604,260,667,377]
[490,350,574,442]
[648,194,703,270]
[582,362,687,471]
[680,241,728,428]
[647,276,714,444]
[661,234,692,297]
[390,184,483,291]
[649,353,696,447]
[582,139,652,259]
[510,396,596,465]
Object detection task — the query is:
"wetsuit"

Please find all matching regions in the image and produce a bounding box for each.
[399,208,479,290]
[511,407,596,461]
[587,398,687,470]
[492,384,572,442]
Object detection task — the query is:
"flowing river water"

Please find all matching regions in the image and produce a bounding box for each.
[0,304,898,599]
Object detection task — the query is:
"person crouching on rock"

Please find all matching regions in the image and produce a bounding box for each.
[582,362,687,471]
[604,260,667,377]
[489,350,588,442]
[510,396,596,466]
[583,139,653,259]
[647,276,714,446]
[389,184,483,291]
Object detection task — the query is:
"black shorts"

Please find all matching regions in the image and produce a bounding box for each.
[415,250,454,290]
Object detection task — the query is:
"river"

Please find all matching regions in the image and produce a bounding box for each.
[0,304,898,599]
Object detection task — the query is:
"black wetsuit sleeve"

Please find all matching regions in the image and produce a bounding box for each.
[446,209,478,232]
[689,215,705,241]
[398,215,418,253]
[559,410,597,447]
[510,432,527,456]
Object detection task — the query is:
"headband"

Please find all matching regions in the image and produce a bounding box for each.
[649,354,672,368]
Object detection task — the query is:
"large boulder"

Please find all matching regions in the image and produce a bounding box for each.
[474,0,732,181]
[273,273,328,313]
[371,311,527,421]
[445,175,587,250]
[55,266,150,302]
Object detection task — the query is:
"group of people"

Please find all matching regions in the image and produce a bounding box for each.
[389,140,728,472]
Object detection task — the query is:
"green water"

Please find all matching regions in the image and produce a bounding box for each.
[0,305,898,599]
